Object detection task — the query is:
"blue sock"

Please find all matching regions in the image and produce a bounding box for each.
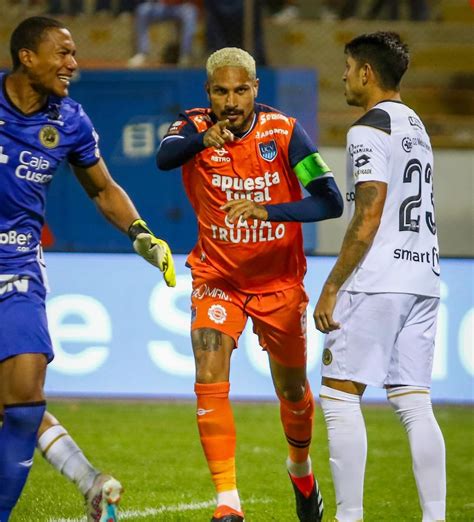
[0,401,46,518]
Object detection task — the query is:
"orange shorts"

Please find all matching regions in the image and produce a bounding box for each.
[190,270,309,368]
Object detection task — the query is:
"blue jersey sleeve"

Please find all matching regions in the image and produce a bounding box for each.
[67,106,101,168]
[288,120,318,168]
[157,113,206,171]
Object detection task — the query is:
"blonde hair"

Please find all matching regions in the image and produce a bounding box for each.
[206,47,256,80]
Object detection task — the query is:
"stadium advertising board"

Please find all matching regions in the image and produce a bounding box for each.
[44,254,473,402]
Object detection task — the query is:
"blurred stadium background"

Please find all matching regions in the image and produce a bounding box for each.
[0,1,472,519]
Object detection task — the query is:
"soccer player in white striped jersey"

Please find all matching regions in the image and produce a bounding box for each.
[313,32,445,522]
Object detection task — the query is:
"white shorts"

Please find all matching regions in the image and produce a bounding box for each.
[320,291,440,388]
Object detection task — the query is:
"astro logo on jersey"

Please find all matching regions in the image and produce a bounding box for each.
[211,147,231,163]
[258,140,278,162]
[354,154,371,168]
[0,146,9,164]
[16,151,53,184]
[39,125,60,149]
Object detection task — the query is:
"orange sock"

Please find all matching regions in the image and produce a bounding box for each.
[195,382,237,493]
[279,381,314,463]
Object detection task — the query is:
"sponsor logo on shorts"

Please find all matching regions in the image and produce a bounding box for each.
[322,348,333,366]
[0,274,30,295]
[208,304,227,325]
[193,284,231,302]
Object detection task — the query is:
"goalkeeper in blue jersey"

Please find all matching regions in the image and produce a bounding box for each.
[0,16,175,521]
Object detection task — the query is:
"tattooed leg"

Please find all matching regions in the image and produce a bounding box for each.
[191,328,235,383]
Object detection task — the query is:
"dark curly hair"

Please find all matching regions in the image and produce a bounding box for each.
[345,31,410,91]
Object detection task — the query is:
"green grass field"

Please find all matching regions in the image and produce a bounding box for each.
[11,400,474,521]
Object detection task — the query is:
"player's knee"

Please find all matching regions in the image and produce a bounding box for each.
[276,383,306,403]
[387,386,433,427]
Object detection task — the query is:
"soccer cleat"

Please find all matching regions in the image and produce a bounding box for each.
[289,473,324,522]
[85,473,123,522]
[211,504,245,522]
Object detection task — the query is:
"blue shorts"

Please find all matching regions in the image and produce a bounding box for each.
[0,264,54,363]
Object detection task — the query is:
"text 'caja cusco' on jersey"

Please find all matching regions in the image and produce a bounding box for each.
[0,72,100,278]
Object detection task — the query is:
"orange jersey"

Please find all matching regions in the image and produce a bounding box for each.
[181,105,307,293]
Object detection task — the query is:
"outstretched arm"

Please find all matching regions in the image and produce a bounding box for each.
[313,180,387,333]
[72,159,176,287]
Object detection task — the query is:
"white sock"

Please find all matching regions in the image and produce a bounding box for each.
[387,386,446,522]
[320,385,366,522]
[37,425,98,495]
[286,456,312,477]
[217,489,241,511]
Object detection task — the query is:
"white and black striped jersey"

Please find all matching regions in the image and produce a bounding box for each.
[341,100,440,297]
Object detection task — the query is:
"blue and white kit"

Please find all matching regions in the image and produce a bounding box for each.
[0,72,100,362]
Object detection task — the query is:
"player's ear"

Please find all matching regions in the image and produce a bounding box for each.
[18,48,35,69]
[253,78,259,98]
[361,63,371,86]
[205,81,211,101]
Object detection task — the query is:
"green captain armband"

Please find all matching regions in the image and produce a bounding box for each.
[293,153,331,187]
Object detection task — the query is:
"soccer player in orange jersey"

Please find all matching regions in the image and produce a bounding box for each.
[157,47,343,522]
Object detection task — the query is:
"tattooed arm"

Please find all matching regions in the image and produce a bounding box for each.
[313,181,387,333]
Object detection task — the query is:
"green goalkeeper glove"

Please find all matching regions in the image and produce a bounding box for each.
[128,219,176,287]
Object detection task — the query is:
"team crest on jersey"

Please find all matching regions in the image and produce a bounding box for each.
[39,126,60,149]
[258,140,277,162]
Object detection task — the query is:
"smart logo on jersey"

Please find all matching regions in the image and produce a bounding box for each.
[258,140,278,162]
[16,151,53,184]
[39,125,60,149]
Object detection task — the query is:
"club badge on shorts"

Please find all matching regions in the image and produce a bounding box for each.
[39,125,60,149]
[322,348,333,366]
[208,304,227,325]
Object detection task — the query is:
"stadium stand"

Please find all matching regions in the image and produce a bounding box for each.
[0,0,472,148]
